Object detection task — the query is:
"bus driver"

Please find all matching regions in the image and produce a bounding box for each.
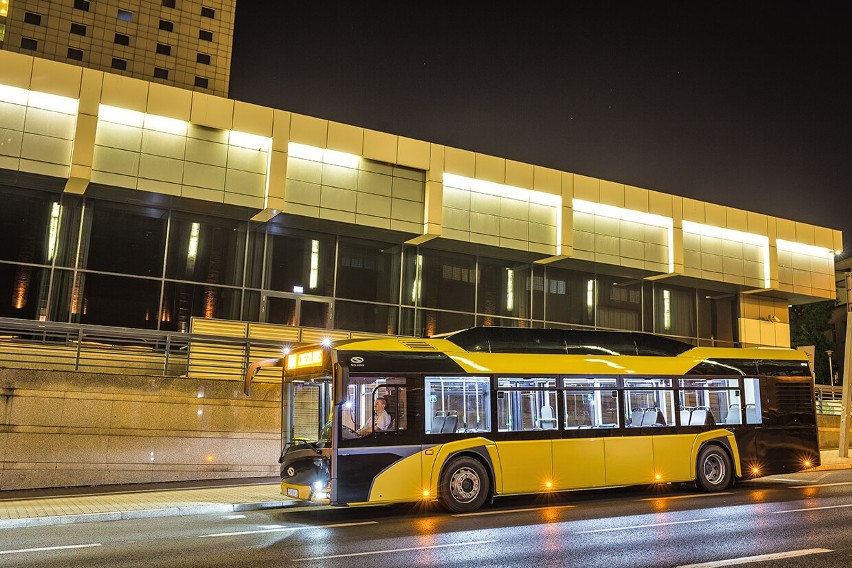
[356,397,392,436]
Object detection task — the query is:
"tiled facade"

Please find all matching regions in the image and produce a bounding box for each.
[0,48,843,348]
[0,0,234,97]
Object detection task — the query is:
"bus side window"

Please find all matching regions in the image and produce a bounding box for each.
[743,378,762,424]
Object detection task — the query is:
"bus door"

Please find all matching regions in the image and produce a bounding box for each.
[333,373,422,504]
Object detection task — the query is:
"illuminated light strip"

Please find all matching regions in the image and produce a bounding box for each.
[0,84,79,114]
[47,203,61,261]
[682,220,771,288]
[144,113,187,135]
[288,142,358,167]
[573,199,675,273]
[444,173,562,207]
[229,130,270,151]
[99,104,144,127]
[776,239,835,259]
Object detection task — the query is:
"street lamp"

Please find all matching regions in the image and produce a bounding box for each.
[827,350,835,386]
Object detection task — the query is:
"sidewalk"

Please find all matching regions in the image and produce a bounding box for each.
[1,449,850,529]
[0,477,293,529]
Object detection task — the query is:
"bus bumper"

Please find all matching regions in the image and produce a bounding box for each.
[281,480,331,504]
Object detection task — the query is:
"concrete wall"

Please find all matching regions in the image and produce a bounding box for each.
[817,414,850,450]
[0,368,280,491]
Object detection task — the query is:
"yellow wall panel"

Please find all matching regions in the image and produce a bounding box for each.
[495,440,552,494]
[505,159,533,189]
[599,179,625,208]
[444,146,475,177]
[397,136,430,170]
[649,190,673,218]
[624,185,649,212]
[552,438,605,489]
[726,207,747,232]
[327,121,363,156]
[363,129,397,163]
[775,218,795,241]
[0,51,34,90]
[747,211,768,236]
[533,165,560,195]
[573,174,599,202]
[814,226,833,249]
[31,58,82,99]
[71,114,98,168]
[271,109,292,152]
[147,83,192,121]
[78,69,104,116]
[233,100,273,137]
[190,92,234,131]
[475,152,504,184]
[428,144,445,181]
[795,222,815,245]
[705,202,726,227]
[682,197,705,224]
[101,74,149,112]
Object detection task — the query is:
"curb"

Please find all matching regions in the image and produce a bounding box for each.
[811,463,852,471]
[0,500,289,530]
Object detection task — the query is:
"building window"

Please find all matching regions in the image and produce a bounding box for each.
[70,23,87,36]
[199,29,213,41]
[67,48,84,61]
[162,0,176,7]
[24,12,42,25]
[74,0,90,11]
[117,9,133,22]
[114,33,130,46]
[153,67,169,79]
[196,53,210,65]
[201,6,215,18]
[112,58,128,71]
[156,43,172,56]
[20,37,38,51]
[159,19,174,32]
[194,76,209,89]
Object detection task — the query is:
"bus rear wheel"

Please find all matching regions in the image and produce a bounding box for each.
[695,444,732,492]
[439,456,489,513]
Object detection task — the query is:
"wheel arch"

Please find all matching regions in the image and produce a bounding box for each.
[691,431,742,481]
[429,439,498,500]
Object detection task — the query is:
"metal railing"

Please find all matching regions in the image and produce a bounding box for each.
[815,385,845,415]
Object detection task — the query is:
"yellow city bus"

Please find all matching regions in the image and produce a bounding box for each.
[245,326,820,513]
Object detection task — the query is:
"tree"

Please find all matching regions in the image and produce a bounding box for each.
[789,300,836,384]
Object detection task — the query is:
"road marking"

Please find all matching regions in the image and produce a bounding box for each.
[674,547,832,567]
[639,492,732,501]
[294,539,497,561]
[0,543,102,555]
[789,481,852,489]
[453,504,575,517]
[199,521,377,538]
[773,503,852,514]
[576,518,707,534]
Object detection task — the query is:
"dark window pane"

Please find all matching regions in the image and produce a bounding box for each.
[74,0,90,11]
[0,264,49,319]
[70,23,86,36]
[0,187,57,265]
[597,278,642,331]
[201,6,215,18]
[114,33,130,45]
[74,273,160,329]
[532,264,544,321]
[265,227,334,296]
[160,282,241,333]
[117,9,133,22]
[159,19,173,32]
[53,194,83,268]
[81,201,167,277]
[266,296,297,326]
[401,308,474,338]
[697,290,738,346]
[477,257,531,321]
[162,0,176,7]
[67,47,84,61]
[299,299,331,328]
[164,213,246,286]
[24,12,42,25]
[544,266,595,326]
[153,67,169,79]
[403,248,475,311]
[199,30,213,41]
[111,58,127,70]
[654,284,696,337]
[196,53,210,65]
[335,300,398,334]
[48,268,75,322]
[336,237,400,303]
[242,290,260,322]
[194,76,209,88]
[245,223,265,289]
[21,37,38,50]
[156,43,171,55]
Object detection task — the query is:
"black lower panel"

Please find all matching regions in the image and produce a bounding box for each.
[734,426,820,475]
[336,452,404,503]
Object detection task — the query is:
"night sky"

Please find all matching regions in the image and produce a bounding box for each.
[229,3,852,255]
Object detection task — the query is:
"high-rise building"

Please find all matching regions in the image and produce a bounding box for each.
[0,0,235,97]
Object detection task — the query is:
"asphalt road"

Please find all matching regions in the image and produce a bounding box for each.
[2,469,852,568]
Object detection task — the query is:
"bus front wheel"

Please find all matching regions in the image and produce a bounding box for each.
[439,456,490,513]
[695,444,732,491]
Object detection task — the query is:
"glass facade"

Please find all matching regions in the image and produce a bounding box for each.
[0,184,740,345]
